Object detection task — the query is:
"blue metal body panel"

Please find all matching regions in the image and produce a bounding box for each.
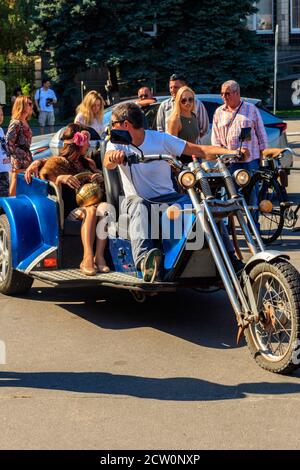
[0,175,59,270]
[161,201,196,270]
[108,237,141,278]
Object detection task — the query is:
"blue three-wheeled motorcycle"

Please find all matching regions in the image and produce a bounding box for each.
[0,129,300,374]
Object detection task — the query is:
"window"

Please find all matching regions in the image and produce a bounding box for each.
[247,0,273,34]
[291,0,300,33]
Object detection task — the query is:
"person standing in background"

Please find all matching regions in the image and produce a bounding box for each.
[6,96,33,196]
[0,105,11,197]
[211,80,268,217]
[34,79,57,135]
[167,86,199,164]
[136,86,157,110]
[156,73,209,142]
[75,90,105,138]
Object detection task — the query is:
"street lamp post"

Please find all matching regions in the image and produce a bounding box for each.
[273,24,279,115]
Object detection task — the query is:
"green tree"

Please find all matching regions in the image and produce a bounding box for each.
[0,0,34,56]
[28,0,272,116]
[0,1,36,102]
[28,0,155,115]
[154,0,271,96]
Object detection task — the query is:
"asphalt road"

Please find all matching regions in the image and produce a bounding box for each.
[1,120,300,450]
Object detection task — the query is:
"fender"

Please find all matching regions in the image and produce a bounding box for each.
[245,250,289,274]
[0,176,59,271]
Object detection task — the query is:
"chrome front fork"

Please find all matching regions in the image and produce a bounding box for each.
[187,188,253,326]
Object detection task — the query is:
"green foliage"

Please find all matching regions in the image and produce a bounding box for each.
[0,1,36,104]
[28,0,272,115]
[0,53,35,104]
[0,0,35,55]
[153,0,270,96]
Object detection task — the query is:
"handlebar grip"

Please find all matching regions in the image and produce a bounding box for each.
[124,153,140,165]
[108,153,140,164]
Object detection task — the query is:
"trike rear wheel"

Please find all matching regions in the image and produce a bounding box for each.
[0,214,33,295]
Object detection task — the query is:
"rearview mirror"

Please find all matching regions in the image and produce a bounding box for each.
[110,129,132,145]
[239,127,252,142]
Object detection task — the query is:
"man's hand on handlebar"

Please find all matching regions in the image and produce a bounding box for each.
[108,150,126,165]
[238,147,250,161]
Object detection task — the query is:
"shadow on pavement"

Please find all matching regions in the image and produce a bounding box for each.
[24,286,241,350]
[0,370,300,401]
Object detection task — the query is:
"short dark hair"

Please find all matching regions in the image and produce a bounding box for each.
[42,78,50,86]
[169,73,187,83]
[112,102,144,129]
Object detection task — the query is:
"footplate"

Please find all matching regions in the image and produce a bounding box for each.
[28,268,177,292]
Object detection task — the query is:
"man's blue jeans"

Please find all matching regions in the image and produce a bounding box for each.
[121,192,234,269]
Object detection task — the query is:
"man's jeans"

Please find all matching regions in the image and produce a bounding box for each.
[121,192,234,269]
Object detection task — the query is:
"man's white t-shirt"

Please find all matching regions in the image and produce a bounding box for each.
[34,87,57,112]
[0,128,11,173]
[106,130,186,199]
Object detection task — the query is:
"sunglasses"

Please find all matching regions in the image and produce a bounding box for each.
[181,97,194,104]
[111,119,126,127]
[138,94,149,99]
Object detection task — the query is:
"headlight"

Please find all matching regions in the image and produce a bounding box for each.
[233,169,250,187]
[178,171,196,188]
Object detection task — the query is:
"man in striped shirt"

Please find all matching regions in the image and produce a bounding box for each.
[156,73,209,142]
[211,80,268,220]
[211,79,268,171]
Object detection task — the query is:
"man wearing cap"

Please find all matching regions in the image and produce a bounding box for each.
[156,73,209,142]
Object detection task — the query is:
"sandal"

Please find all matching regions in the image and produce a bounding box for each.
[80,262,97,276]
[95,264,110,273]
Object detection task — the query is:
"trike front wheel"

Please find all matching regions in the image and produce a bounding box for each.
[244,259,300,374]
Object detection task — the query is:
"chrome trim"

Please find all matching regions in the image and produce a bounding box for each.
[24,246,57,274]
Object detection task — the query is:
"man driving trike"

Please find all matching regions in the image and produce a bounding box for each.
[104,103,249,282]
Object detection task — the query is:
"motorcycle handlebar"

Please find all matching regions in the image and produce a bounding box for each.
[110,152,242,167]
[124,153,183,169]
[217,152,243,161]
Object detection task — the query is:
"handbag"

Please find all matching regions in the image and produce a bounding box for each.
[75,172,104,207]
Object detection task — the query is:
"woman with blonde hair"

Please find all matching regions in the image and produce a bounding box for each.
[6,95,33,195]
[75,90,105,137]
[167,86,199,163]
